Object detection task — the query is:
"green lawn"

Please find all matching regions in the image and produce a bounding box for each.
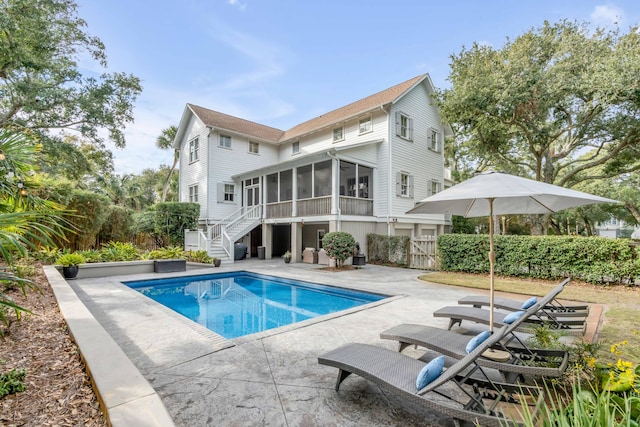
[418,271,640,362]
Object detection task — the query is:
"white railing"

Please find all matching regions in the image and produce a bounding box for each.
[224,205,261,238]
[222,229,232,259]
[210,205,261,241]
[184,229,209,252]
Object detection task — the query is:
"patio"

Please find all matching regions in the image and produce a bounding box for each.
[45,260,598,427]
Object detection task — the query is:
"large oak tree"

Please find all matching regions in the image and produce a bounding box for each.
[438,20,640,189]
[0,0,142,148]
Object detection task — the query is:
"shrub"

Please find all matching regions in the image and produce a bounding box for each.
[153,202,199,247]
[0,367,26,398]
[145,246,185,260]
[366,233,410,265]
[437,234,640,285]
[99,241,140,262]
[322,232,355,267]
[55,252,86,266]
[185,250,212,264]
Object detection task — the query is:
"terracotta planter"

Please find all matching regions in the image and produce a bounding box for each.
[62,265,79,279]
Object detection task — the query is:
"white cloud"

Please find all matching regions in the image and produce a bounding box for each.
[590,4,624,28]
[227,0,247,11]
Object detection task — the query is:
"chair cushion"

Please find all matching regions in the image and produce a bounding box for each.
[415,355,445,390]
[521,296,537,309]
[503,310,525,324]
[465,330,491,354]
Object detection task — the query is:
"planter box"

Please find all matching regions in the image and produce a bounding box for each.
[352,255,366,266]
[153,259,186,273]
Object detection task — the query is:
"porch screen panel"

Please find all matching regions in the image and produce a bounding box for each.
[339,162,356,197]
[297,165,312,199]
[313,160,331,197]
[280,169,292,201]
[267,173,278,203]
[358,165,372,199]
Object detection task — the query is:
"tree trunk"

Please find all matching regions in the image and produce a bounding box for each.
[625,203,640,224]
[161,151,179,202]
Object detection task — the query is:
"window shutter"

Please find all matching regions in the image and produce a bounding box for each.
[408,118,414,141]
[395,172,401,196]
[395,111,401,136]
[427,179,433,197]
[217,182,224,203]
[408,175,414,198]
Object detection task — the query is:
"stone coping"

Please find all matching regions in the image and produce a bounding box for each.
[44,265,175,427]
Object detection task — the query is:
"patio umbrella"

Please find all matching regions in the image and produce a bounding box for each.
[407,171,617,332]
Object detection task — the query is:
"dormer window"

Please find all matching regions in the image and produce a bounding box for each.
[333,127,344,142]
[219,135,231,148]
[359,116,372,134]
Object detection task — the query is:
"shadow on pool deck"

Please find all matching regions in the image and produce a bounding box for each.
[46,259,601,427]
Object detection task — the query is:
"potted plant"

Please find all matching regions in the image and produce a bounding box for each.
[212,257,221,267]
[55,252,86,279]
[282,251,292,263]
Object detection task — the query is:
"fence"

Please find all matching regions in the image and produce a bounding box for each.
[408,236,437,270]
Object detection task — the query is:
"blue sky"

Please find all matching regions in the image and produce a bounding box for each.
[77,1,640,175]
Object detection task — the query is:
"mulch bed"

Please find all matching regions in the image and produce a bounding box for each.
[0,264,106,426]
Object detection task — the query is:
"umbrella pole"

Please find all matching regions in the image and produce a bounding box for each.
[488,198,495,333]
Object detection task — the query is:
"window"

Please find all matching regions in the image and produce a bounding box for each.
[359,116,372,134]
[339,162,372,199]
[317,229,326,249]
[248,141,259,154]
[428,179,441,196]
[217,182,235,203]
[396,172,413,197]
[429,128,440,152]
[188,184,198,202]
[395,111,413,141]
[219,135,231,148]
[292,141,300,154]
[224,184,235,202]
[189,137,199,162]
[333,127,344,142]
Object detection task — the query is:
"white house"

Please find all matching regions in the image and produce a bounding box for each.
[174,74,452,262]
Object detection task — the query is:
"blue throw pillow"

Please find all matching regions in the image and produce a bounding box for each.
[521,296,537,310]
[416,355,445,390]
[465,330,491,354]
[503,310,525,324]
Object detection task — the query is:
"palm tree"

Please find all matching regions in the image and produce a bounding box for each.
[0,128,69,329]
[156,125,178,202]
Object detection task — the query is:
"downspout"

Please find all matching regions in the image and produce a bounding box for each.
[382,104,392,237]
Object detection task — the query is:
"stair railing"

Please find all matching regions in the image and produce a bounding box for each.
[209,204,262,241]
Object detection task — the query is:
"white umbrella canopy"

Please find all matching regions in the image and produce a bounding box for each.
[407,171,617,218]
[408,171,617,331]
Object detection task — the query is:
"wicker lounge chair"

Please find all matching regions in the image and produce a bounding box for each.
[432,279,586,335]
[318,330,543,427]
[381,280,570,381]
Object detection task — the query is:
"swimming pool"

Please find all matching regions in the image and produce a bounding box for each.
[124,271,388,339]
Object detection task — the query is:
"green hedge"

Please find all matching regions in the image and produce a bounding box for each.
[153,202,199,246]
[367,233,410,266]
[437,234,640,285]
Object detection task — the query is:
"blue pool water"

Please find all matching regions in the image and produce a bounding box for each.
[124,271,387,339]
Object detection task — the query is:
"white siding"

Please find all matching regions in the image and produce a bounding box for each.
[389,81,446,226]
[278,110,388,163]
[178,115,208,219]
[206,130,279,221]
[340,221,377,257]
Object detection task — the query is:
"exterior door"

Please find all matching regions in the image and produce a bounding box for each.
[244,178,260,207]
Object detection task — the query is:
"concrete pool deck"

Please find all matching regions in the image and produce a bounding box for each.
[45,260,601,427]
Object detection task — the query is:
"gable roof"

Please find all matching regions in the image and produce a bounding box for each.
[280,74,427,142]
[185,74,428,144]
[187,104,285,143]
